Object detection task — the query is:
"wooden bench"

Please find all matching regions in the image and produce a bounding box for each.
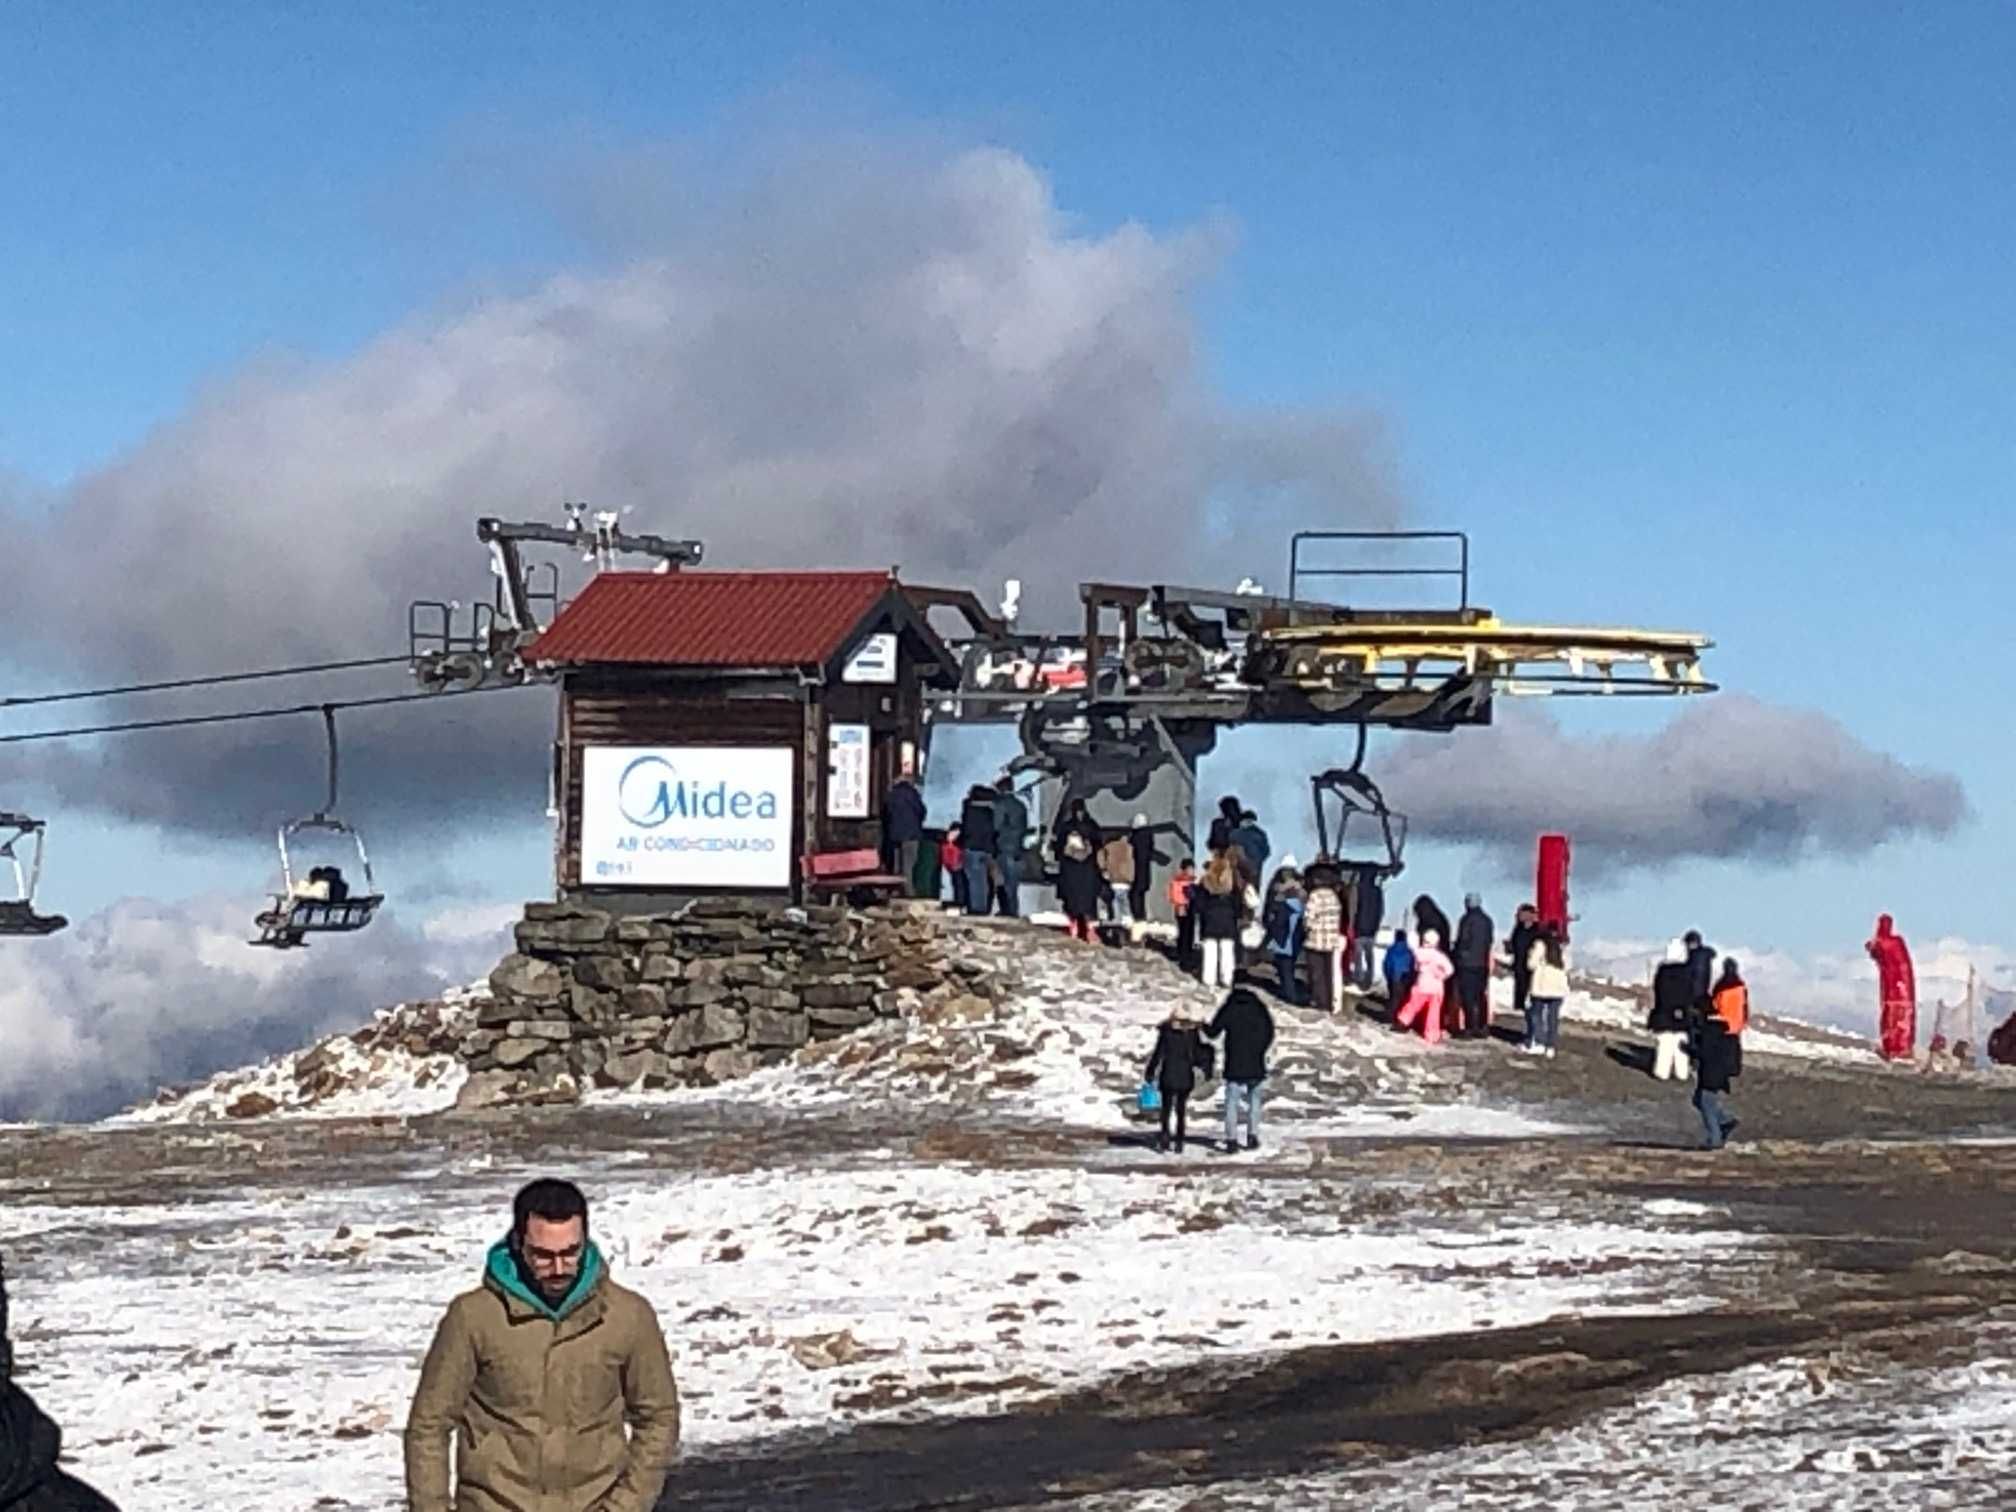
[801,847,909,900]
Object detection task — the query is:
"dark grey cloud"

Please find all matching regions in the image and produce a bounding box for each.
[0,896,509,1122]
[2,138,1400,840]
[1373,696,1968,875]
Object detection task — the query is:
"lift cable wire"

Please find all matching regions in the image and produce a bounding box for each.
[0,654,414,711]
[0,682,527,747]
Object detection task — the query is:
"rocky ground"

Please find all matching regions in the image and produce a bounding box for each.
[3,915,2013,1509]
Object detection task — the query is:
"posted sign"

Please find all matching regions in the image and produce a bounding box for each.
[826,722,870,818]
[580,745,794,889]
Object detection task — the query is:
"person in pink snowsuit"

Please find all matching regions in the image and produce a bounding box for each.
[1866,913,1917,1061]
[1395,928,1456,1045]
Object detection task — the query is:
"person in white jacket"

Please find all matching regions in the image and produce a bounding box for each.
[1523,923,1570,1058]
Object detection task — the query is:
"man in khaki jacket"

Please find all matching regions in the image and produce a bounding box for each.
[405,1178,680,1512]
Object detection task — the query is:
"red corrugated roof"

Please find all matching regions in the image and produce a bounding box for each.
[527,571,899,668]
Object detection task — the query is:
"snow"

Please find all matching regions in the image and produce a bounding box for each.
[12,916,1999,1507]
[1040,1317,2016,1510]
[4,1139,1753,1510]
[110,987,485,1125]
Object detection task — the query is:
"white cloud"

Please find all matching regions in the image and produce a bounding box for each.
[0,896,506,1122]
[2,137,1400,843]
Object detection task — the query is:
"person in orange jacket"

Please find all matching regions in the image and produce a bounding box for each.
[1167,857,1198,967]
[1710,958,1749,1035]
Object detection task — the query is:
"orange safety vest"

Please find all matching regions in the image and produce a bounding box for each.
[1712,981,1749,1035]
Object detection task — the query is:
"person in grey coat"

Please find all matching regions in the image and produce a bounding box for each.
[990,777,1030,918]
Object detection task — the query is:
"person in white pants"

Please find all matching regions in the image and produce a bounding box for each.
[1649,938,1696,1081]
[1193,851,1245,989]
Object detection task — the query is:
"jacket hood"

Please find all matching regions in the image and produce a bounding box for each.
[484,1236,606,1321]
[1876,913,1895,936]
[1200,869,1237,895]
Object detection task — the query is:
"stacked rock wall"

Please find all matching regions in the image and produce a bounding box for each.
[460,899,996,1106]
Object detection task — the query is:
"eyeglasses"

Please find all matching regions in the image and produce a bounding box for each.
[523,1242,584,1266]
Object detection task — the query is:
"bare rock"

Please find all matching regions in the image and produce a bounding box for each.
[620,985,670,1019]
[666,979,730,1009]
[506,1020,574,1042]
[808,1006,875,1032]
[454,1069,519,1110]
[490,953,567,1002]
[665,1003,745,1055]
[747,1007,810,1050]
[639,955,685,984]
[698,1047,759,1084]
[599,1048,667,1088]
[573,956,633,991]
[492,1037,549,1069]
[225,1091,280,1119]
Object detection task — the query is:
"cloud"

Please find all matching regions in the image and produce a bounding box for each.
[1372,696,1967,876]
[1,137,1401,842]
[0,897,509,1123]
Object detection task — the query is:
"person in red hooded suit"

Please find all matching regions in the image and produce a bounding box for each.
[1865,914,1917,1062]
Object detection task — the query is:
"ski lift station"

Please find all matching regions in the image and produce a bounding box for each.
[5,514,1719,940]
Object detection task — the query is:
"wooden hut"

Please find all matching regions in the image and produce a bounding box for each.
[525,570,958,907]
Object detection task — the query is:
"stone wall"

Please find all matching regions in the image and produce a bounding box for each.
[459,899,997,1108]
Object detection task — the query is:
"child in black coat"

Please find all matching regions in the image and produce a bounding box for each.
[1145,1011,1209,1153]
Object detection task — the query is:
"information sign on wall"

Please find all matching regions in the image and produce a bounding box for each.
[580,746,794,889]
[826,723,871,819]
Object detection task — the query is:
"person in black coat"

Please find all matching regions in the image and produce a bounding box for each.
[1649,940,1696,1081]
[1505,902,1541,1030]
[958,785,999,917]
[1691,1011,1741,1149]
[1053,799,1104,942]
[1,1256,121,1511]
[883,774,927,896]
[1127,816,1156,927]
[1412,895,1451,957]
[1206,795,1242,856]
[1351,867,1385,988]
[1191,850,1247,989]
[1683,930,1716,1003]
[1453,894,1496,1039]
[1144,1012,1208,1152]
[1204,986,1275,1152]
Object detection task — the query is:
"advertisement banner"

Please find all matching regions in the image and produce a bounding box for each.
[580,746,794,889]
[827,722,870,818]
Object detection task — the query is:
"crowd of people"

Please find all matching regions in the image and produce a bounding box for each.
[893,773,1773,1151]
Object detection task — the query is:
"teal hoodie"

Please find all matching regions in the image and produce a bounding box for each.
[484,1235,606,1321]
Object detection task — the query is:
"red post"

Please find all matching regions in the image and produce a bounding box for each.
[1536,833,1571,942]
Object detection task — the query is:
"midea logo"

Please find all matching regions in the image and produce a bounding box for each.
[617,755,780,828]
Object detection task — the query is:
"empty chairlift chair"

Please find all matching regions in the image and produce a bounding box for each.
[251,707,385,949]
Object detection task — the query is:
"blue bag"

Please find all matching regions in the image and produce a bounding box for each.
[1137,1082,1162,1113]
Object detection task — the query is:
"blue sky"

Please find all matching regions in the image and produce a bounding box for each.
[4,1,2011,968]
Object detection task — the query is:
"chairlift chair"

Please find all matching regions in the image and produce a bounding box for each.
[1310,728,1408,879]
[0,812,67,936]
[251,707,384,949]
[1311,767,1408,879]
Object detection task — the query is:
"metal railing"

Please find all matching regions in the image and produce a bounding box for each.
[1288,530,1470,611]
